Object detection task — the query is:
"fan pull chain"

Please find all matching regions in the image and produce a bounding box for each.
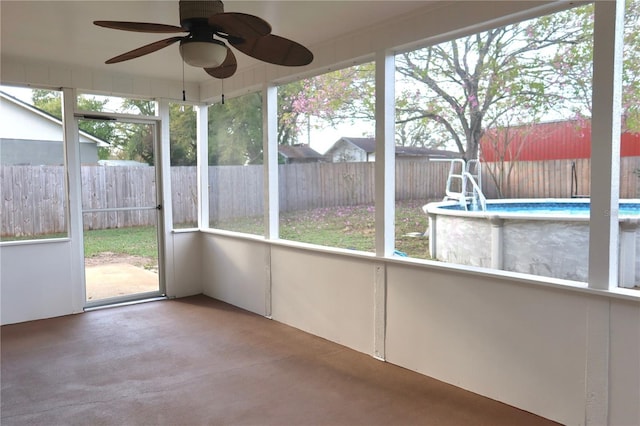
[182,60,186,102]
[221,79,225,105]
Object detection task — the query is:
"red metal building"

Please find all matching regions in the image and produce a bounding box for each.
[480,120,640,162]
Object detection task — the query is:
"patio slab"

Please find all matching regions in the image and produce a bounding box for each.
[85,263,158,301]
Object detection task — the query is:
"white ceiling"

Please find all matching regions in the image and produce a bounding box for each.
[1,1,432,85]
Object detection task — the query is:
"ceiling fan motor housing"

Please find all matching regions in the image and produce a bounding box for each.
[179,0,224,29]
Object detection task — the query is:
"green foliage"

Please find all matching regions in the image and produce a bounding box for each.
[205,65,374,161]
[31,91,197,166]
[208,92,263,165]
[97,147,110,160]
[114,99,156,165]
[169,104,197,166]
[114,122,154,164]
[32,89,116,146]
[32,89,62,118]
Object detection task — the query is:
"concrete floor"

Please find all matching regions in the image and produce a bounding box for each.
[85,263,158,301]
[1,295,559,426]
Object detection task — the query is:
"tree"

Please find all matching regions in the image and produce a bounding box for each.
[278,63,375,146]
[395,5,594,161]
[168,104,197,166]
[32,89,114,159]
[206,68,375,165]
[278,79,304,146]
[266,2,640,155]
[549,0,640,131]
[32,89,62,118]
[208,92,263,165]
[623,0,640,131]
[482,120,543,198]
[117,100,198,166]
[114,99,156,165]
[32,93,176,166]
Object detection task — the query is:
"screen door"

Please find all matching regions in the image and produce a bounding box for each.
[78,117,164,306]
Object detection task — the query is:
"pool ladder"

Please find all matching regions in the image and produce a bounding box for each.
[444,159,487,211]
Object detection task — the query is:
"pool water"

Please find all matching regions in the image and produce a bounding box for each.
[441,201,640,216]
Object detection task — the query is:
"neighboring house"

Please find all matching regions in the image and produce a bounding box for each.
[395,145,461,161]
[480,119,640,162]
[0,91,108,165]
[325,137,376,162]
[325,137,460,162]
[278,144,326,164]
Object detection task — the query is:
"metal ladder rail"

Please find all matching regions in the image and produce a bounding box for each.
[436,158,486,211]
[466,159,481,193]
[444,159,467,201]
[461,171,487,211]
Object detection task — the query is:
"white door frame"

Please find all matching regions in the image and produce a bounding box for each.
[73,112,166,308]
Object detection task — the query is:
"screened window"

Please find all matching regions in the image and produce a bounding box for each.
[1,86,68,241]
[394,4,595,283]
[169,103,198,229]
[619,0,640,289]
[277,63,376,251]
[207,92,264,235]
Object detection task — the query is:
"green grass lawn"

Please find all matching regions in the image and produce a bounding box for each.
[212,200,431,259]
[84,226,158,259]
[75,201,431,261]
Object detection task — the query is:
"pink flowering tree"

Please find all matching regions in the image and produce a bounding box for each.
[622,0,640,131]
[277,63,375,146]
[549,0,640,131]
[395,4,594,161]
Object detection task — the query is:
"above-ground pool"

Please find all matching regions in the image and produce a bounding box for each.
[423,198,640,286]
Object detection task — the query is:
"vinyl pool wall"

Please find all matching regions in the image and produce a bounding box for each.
[425,199,640,286]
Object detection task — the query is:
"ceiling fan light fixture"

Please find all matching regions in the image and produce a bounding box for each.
[179,39,227,68]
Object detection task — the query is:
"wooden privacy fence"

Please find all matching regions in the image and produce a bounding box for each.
[1,165,67,237]
[481,157,640,199]
[209,161,451,221]
[3,158,640,236]
[82,166,158,230]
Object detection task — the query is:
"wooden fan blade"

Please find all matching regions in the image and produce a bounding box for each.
[204,48,237,79]
[105,36,184,64]
[231,34,313,67]
[94,21,187,33]
[208,13,271,39]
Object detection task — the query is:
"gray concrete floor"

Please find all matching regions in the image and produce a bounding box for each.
[1,295,559,426]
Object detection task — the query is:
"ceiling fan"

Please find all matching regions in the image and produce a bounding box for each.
[94,0,314,79]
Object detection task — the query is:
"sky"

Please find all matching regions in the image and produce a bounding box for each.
[1,85,33,103]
